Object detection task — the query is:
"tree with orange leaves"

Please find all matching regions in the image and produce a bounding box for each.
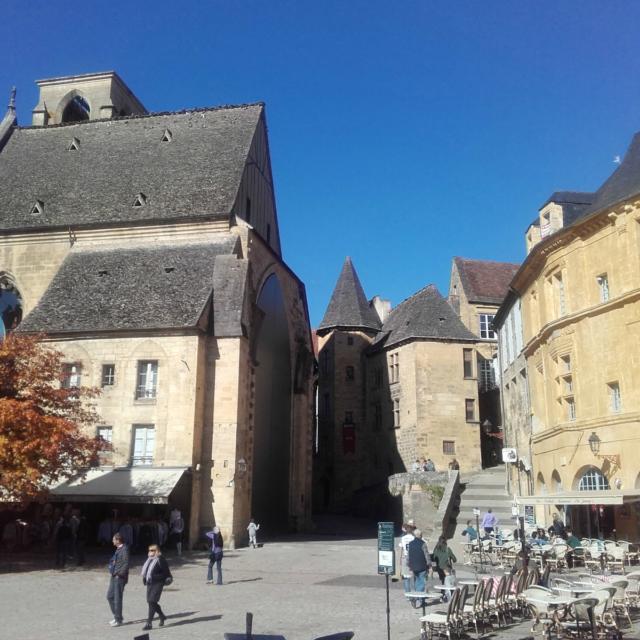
[0,333,104,502]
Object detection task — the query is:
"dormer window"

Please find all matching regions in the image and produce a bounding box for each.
[67,137,80,151]
[540,211,551,238]
[161,129,172,142]
[133,193,147,207]
[30,200,44,215]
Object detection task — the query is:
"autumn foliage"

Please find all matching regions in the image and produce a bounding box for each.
[0,333,104,502]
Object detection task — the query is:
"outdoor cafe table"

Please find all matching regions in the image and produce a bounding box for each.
[404,591,442,616]
[553,585,596,598]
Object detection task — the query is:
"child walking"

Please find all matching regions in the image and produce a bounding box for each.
[247,518,260,548]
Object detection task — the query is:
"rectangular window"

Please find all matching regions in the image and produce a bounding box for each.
[136,361,158,399]
[344,411,353,424]
[560,355,571,373]
[101,364,115,387]
[443,440,456,455]
[393,398,400,428]
[345,365,355,381]
[373,402,382,431]
[321,349,329,376]
[465,399,475,422]
[597,274,610,302]
[97,426,113,449]
[131,424,155,465]
[608,382,621,413]
[463,349,474,378]
[566,398,576,421]
[555,273,566,316]
[389,353,399,383]
[246,196,251,223]
[479,359,495,390]
[61,363,81,389]
[374,367,383,389]
[479,314,496,340]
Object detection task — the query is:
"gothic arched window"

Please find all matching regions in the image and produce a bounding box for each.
[0,276,23,337]
[61,95,90,123]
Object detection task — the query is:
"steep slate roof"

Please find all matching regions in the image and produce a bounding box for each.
[317,257,381,333]
[581,132,640,218]
[372,285,476,349]
[0,103,263,231]
[19,238,239,333]
[453,257,519,305]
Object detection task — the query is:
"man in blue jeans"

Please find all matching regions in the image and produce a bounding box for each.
[407,529,431,593]
[107,533,130,627]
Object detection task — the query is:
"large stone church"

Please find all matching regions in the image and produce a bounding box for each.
[0,71,315,547]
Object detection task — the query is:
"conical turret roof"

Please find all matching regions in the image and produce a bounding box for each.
[318,257,381,333]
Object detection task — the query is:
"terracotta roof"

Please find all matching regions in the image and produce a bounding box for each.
[317,257,381,333]
[453,257,519,305]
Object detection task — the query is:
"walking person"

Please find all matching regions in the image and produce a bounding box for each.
[247,518,260,548]
[169,510,184,556]
[54,515,73,568]
[432,535,457,585]
[406,529,430,593]
[107,533,130,627]
[398,521,416,593]
[140,544,172,631]
[206,526,224,585]
[481,508,498,537]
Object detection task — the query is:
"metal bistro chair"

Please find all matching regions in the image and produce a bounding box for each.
[591,587,620,640]
[420,587,462,640]
[480,577,494,629]
[486,575,508,628]
[552,597,598,640]
[462,578,486,639]
[609,579,631,627]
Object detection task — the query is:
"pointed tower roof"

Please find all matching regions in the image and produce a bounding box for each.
[317,257,381,334]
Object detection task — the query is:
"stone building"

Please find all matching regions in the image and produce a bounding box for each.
[498,134,640,539]
[0,72,315,547]
[448,257,520,465]
[315,257,484,513]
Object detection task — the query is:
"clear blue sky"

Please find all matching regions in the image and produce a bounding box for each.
[3,2,640,326]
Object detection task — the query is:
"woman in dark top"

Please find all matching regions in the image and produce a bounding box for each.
[206,526,224,585]
[140,544,172,630]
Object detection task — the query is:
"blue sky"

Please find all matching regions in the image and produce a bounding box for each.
[2,2,640,326]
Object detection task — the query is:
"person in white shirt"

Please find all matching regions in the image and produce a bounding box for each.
[247,519,260,548]
[398,521,416,592]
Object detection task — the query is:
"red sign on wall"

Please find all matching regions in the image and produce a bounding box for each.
[343,424,355,454]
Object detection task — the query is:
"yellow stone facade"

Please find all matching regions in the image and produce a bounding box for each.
[513,198,640,537]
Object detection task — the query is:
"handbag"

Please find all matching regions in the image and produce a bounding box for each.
[164,576,173,586]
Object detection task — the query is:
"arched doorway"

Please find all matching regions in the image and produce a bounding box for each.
[251,274,291,531]
[0,274,23,337]
[568,467,613,538]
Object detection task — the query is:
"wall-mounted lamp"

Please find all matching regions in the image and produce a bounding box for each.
[588,431,621,468]
[237,458,247,477]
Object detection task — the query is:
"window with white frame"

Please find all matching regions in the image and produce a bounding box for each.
[608,382,621,413]
[101,364,115,387]
[131,424,155,465]
[97,426,113,450]
[578,468,610,491]
[61,363,82,388]
[478,359,496,391]
[597,274,610,302]
[566,397,576,421]
[479,314,496,339]
[136,361,158,399]
[392,398,400,428]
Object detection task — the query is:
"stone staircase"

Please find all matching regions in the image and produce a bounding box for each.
[448,466,515,560]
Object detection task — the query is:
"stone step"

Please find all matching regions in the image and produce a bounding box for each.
[458,496,511,506]
[462,478,508,489]
[461,487,510,498]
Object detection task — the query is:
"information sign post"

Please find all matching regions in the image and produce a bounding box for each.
[377,522,395,640]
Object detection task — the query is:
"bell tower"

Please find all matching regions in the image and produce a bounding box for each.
[32,71,146,126]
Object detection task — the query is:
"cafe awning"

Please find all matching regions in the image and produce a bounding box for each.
[50,466,189,504]
[516,490,640,507]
